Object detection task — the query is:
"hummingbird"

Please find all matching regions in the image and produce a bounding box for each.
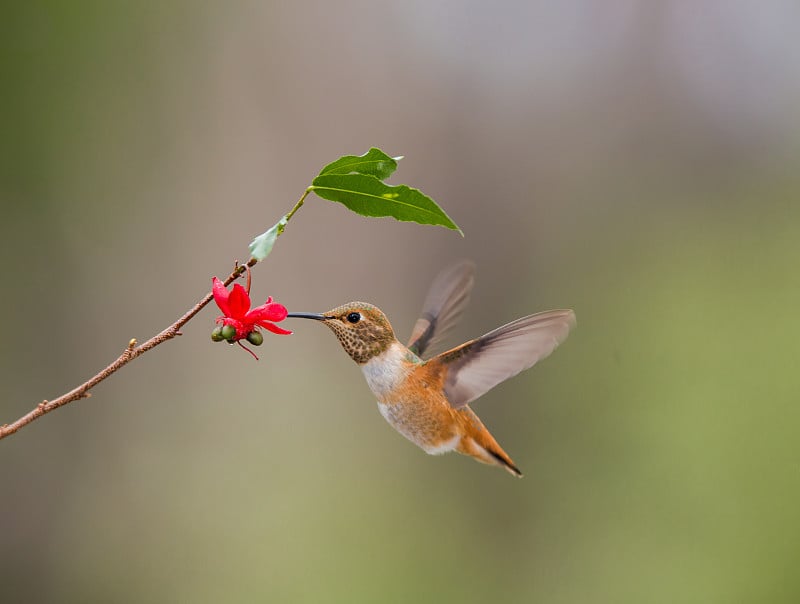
[287,261,575,477]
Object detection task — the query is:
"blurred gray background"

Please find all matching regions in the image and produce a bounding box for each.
[2,2,799,602]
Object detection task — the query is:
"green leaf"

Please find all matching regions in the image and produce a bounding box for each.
[310,173,462,234]
[317,148,401,180]
[249,216,288,261]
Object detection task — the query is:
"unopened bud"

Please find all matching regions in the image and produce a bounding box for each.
[221,324,237,342]
[246,331,264,346]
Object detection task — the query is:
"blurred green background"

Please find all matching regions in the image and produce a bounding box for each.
[2,2,799,602]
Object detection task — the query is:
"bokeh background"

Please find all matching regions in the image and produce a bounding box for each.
[2,2,799,602]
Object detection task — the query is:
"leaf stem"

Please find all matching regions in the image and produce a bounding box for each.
[285,188,311,222]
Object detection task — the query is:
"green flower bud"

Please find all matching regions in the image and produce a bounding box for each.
[221,324,237,342]
[246,331,264,346]
[211,326,225,342]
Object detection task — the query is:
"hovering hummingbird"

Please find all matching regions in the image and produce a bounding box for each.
[288,261,575,477]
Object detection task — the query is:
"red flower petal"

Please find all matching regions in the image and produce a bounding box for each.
[212,277,231,316]
[227,283,251,319]
[258,321,293,335]
[246,301,288,323]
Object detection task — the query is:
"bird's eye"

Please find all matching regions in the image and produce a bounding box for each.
[346,312,362,324]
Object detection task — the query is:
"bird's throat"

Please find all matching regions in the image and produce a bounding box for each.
[360,342,417,400]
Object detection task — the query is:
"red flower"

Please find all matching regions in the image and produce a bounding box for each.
[212,277,292,342]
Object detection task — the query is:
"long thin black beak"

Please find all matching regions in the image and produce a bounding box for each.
[286,312,328,321]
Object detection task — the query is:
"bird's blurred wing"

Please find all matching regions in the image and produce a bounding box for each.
[435,309,576,409]
[407,260,476,358]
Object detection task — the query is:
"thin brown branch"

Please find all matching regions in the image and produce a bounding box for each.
[0,259,257,441]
